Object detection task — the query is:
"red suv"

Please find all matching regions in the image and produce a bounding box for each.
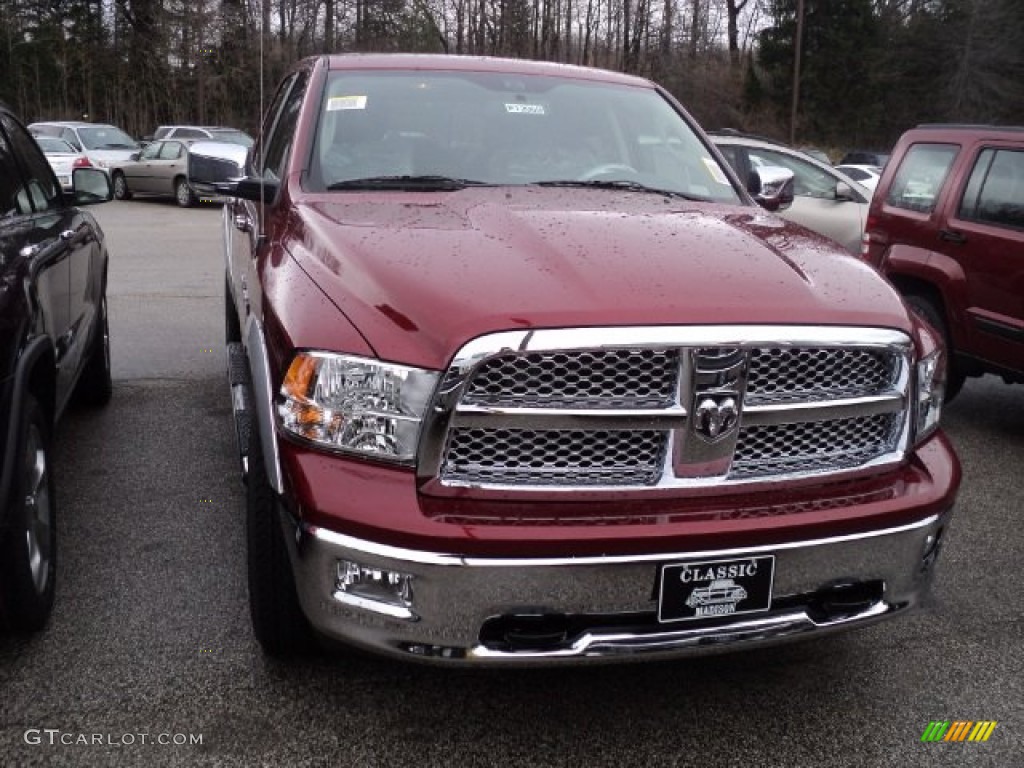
[863,124,1024,398]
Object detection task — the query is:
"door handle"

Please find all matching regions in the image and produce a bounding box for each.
[939,229,967,244]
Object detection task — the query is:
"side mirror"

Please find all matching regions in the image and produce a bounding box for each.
[748,166,795,212]
[835,181,855,201]
[187,141,278,203]
[130,151,141,161]
[70,167,113,205]
[188,140,249,196]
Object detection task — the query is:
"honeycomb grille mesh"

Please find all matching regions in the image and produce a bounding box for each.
[732,414,898,477]
[747,347,896,403]
[443,429,667,486]
[460,349,679,409]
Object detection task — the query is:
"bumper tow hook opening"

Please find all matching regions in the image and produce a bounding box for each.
[807,580,885,622]
[484,614,570,652]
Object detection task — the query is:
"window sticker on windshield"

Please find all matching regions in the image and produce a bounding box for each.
[505,103,546,115]
[327,95,368,112]
[702,157,731,185]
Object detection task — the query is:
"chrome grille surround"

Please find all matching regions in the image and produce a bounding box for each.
[418,326,913,493]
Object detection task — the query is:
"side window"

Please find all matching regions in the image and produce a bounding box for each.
[260,69,310,182]
[1,115,59,212]
[0,126,28,217]
[959,148,1024,230]
[885,143,958,213]
[254,73,297,175]
[176,128,205,139]
[715,145,744,176]
[159,141,183,160]
[141,142,163,160]
[752,148,838,198]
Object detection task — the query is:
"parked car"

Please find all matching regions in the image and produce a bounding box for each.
[711,132,873,253]
[189,54,958,664]
[151,125,254,148]
[110,139,197,206]
[27,121,140,173]
[839,149,890,168]
[0,102,113,632]
[33,136,91,192]
[836,163,883,191]
[863,123,1024,399]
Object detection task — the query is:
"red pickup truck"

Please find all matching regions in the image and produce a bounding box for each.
[190,54,960,664]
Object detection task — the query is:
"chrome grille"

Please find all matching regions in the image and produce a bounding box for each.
[444,429,666,486]
[461,349,678,408]
[429,327,912,491]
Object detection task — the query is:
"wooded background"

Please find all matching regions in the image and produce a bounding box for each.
[2,0,1022,152]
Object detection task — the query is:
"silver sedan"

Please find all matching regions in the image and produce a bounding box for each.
[110,139,197,207]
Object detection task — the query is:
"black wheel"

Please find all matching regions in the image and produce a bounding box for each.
[76,294,112,407]
[905,292,965,402]
[246,416,313,656]
[225,273,242,344]
[112,172,131,200]
[175,177,194,208]
[0,395,57,632]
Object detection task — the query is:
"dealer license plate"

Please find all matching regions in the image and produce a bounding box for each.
[658,555,775,623]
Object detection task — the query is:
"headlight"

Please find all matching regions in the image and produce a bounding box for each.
[278,352,439,464]
[915,347,945,444]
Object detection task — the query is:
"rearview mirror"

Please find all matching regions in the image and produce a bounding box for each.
[748,166,795,212]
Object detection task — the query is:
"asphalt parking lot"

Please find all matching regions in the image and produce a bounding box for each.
[0,200,1021,767]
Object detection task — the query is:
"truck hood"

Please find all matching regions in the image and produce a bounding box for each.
[289,187,910,371]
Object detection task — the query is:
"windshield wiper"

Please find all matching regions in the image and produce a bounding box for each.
[535,179,710,202]
[98,143,138,149]
[327,175,489,191]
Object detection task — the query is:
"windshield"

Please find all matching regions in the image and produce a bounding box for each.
[308,70,739,203]
[210,129,254,147]
[78,126,140,150]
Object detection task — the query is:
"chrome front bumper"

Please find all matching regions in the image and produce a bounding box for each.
[285,510,951,665]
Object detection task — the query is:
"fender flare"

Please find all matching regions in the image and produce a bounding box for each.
[244,314,284,494]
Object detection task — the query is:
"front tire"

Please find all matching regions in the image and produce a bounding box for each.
[906,292,965,402]
[112,172,131,201]
[0,396,57,632]
[246,414,313,656]
[175,177,195,208]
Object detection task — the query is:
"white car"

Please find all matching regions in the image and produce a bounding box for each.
[711,133,873,254]
[34,136,91,191]
[28,121,141,175]
[835,164,883,191]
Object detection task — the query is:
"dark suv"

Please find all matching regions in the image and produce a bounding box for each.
[0,103,113,631]
[863,124,1024,398]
